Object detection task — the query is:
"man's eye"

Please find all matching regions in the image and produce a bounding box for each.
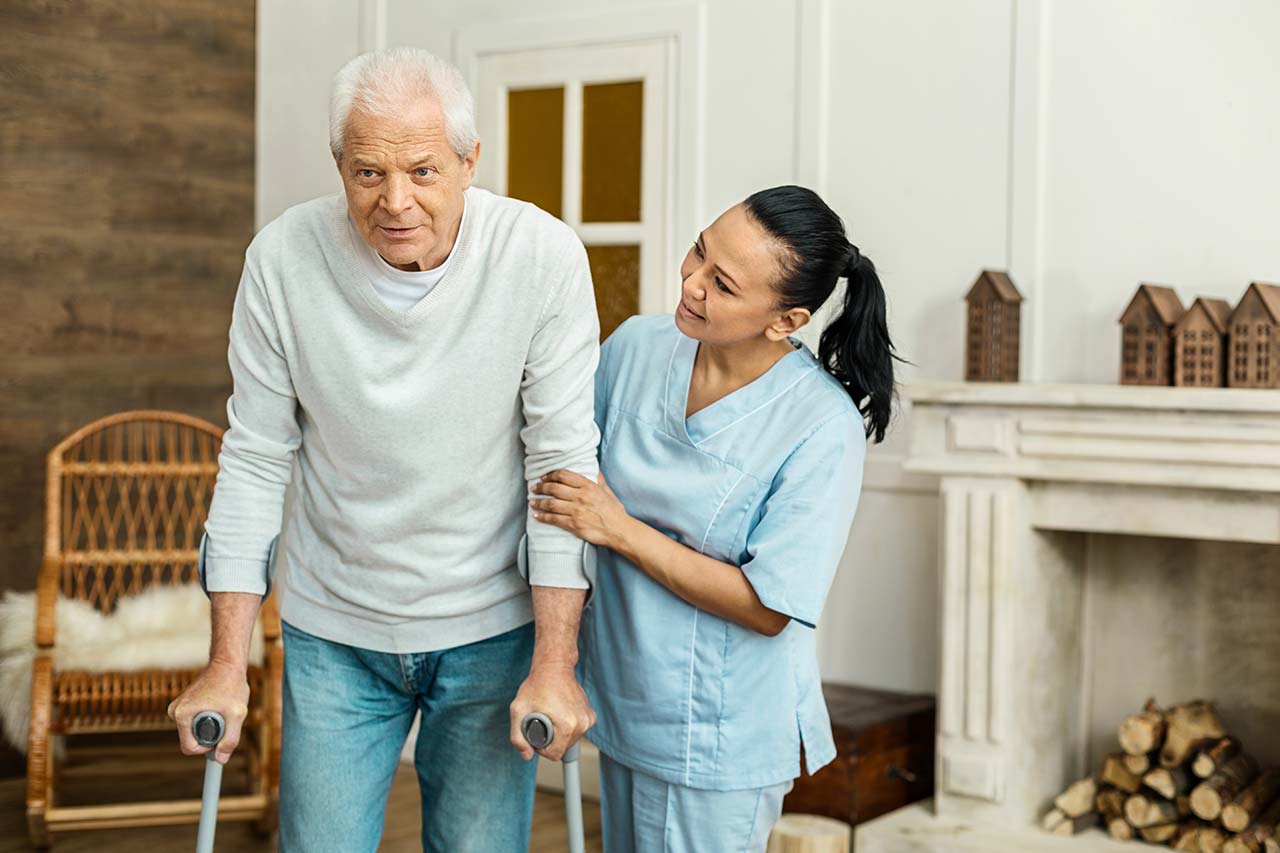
[416,168,433,177]
[357,169,377,178]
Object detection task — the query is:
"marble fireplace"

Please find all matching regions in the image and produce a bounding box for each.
[857,382,1280,852]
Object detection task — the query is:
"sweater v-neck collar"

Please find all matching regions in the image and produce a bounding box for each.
[331,189,477,327]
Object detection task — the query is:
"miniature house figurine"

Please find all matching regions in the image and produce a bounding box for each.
[1119,284,1185,386]
[965,270,1022,382]
[1173,297,1232,387]
[1227,281,1280,388]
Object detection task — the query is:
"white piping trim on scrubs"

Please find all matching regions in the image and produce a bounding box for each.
[684,469,749,784]
[691,366,818,447]
[664,337,680,430]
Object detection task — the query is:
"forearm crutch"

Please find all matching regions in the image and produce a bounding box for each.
[191,710,225,853]
[522,712,585,853]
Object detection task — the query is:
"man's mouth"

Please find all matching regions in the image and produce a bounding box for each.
[379,225,421,236]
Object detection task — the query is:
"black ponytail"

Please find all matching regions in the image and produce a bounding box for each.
[742,185,900,443]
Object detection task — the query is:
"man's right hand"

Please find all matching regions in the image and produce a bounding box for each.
[167,660,251,765]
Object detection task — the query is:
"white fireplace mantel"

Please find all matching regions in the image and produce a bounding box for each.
[858,381,1280,852]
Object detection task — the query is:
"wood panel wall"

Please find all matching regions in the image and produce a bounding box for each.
[0,1,255,775]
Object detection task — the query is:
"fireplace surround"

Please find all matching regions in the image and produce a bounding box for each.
[856,382,1280,852]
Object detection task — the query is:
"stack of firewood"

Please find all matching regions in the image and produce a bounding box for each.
[1042,699,1280,851]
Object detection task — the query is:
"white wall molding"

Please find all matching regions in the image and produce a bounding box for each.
[359,0,387,53]
[1006,0,1049,383]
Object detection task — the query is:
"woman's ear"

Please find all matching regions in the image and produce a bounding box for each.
[765,307,812,341]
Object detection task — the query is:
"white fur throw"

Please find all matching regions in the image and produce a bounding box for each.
[0,584,264,753]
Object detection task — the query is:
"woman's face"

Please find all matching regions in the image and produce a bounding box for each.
[674,204,807,346]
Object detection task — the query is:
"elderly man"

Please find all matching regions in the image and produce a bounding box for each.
[167,47,599,852]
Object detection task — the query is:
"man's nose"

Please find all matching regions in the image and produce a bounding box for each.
[381,174,412,216]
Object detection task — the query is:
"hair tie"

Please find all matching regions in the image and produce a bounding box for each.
[844,245,862,277]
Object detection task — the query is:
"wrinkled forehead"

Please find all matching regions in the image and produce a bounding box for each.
[341,100,453,162]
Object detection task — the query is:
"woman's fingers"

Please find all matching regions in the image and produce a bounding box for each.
[532,511,572,530]
[530,497,575,515]
[542,469,592,488]
[531,481,578,499]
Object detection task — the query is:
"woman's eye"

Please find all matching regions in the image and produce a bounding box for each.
[692,243,703,259]
[715,277,731,294]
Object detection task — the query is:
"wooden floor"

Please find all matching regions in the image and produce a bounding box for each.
[0,753,602,852]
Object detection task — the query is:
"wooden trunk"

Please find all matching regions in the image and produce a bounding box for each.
[782,684,935,828]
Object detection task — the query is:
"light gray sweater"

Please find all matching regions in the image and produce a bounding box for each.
[201,188,600,654]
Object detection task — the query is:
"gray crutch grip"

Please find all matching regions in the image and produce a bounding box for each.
[192,711,226,853]
[520,712,585,853]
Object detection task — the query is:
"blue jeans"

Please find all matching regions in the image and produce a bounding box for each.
[278,619,537,852]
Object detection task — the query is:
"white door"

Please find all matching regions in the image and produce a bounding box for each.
[473,40,671,338]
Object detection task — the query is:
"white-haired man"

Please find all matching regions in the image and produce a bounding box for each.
[167,47,599,851]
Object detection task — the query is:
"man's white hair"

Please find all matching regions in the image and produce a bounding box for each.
[329,47,478,161]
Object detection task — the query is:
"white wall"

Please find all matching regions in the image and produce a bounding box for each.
[255,0,1280,696]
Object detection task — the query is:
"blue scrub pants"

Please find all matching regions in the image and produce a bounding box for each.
[277,619,537,852]
[599,750,792,852]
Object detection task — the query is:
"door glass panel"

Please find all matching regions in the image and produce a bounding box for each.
[581,81,643,223]
[586,244,639,340]
[507,86,564,218]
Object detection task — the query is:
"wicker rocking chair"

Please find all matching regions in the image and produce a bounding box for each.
[26,411,282,847]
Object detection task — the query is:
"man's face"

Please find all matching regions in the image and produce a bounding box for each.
[336,98,479,271]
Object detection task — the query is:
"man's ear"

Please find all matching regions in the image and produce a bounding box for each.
[765,307,812,341]
[461,141,481,188]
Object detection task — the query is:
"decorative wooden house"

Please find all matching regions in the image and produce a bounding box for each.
[1173,297,1231,387]
[1227,281,1280,388]
[1119,284,1185,386]
[965,270,1023,382]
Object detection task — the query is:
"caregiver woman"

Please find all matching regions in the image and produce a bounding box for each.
[530,185,898,851]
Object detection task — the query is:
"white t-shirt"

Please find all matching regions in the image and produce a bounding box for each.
[347,197,469,313]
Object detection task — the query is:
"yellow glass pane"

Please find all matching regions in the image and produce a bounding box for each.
[586,244,639,341]
[507,86,564,218]
[581,81,643,223]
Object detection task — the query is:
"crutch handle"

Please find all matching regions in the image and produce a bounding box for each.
[193,711,225,750]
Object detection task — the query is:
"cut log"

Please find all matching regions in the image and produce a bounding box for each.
[1174,824,1207,852]
[1163,701,1226,768]
[1041,808,1066,832]
[1097,788,1127,821]
[1192,754,1261,821]
[1141,822,1180,843]
[1055,776,1099,818]
[1125,752,1155,776]
[1225,836,1264,853]
[1228,797,1280,853]
[1121,698,1167,755]
[1108,817,1135,841]
[1179,794,1194,817]
[1102,752,1145,793]
[1197,738,1244,779]
[1148,765,1196,799]
[1051,813,1099,836]
[1222,769,1280,833]
[1200,827,1228,853]
[1126,793,1180,828]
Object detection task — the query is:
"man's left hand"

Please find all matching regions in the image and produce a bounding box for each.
[509,663,596,762]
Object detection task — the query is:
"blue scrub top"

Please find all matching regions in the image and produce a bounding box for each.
[580,314,866,791]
